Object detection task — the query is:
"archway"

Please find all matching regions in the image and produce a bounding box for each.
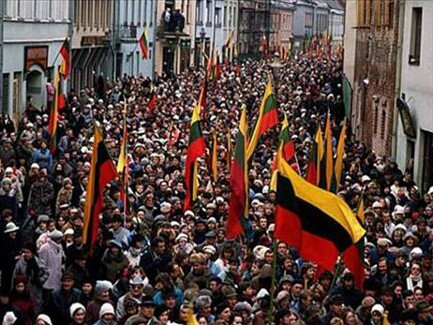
[26,69,44,110]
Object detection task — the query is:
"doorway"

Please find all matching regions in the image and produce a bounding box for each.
[26,69,44,110]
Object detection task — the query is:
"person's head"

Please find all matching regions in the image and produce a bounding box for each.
[70,303,86,324]
[196,295,212,317]
[329,295,344,316]
[377,258,388,274]
[414,286,424,301]
[342,273,355,289]
[291,280,303,297]
[380,287,393,306]
[416,301,433,321]
[35,315,53,325]
[152,236,166,254]
[140,296,156,319]
[342,308,357,325]
[371,304,384,323]
[99,303,115,323]
[129,276,145,297]
[61,273,75,291]
[410,262,422,277]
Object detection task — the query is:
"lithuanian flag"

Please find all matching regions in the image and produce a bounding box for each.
[83,125,118,254]
[274,158,365,271]
[59,37,70,79]
[184,104,206,211]
[318,112,333,191]
[246,80,278,160]
[331,119,346,193]
[48,71,61,151]
[226,128,232,170]
[227,105,249,239]
[270,113,297,191]
[139,29,149,59]
[343,198,366,289]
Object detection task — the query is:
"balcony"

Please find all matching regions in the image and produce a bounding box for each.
[157,11,189,40]
[120,25,138,40]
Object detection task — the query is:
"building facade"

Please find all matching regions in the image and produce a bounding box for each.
[1,0,70,119]
[395,0,433,192]
[238,0,269,57]
[270,0,295,54]
[327,1,344,44]
[346,0,400,157]
[71,0,114,92]
[291,0,314,53]
[115,0,156,78]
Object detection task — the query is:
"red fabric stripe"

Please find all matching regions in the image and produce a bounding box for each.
[60,43,70,78]
[275,206,339,271]
[184,137,206,211]
[227,160,246,238]
[88,159,117,253]
[306,162,317,185]
[343,244,365,289]
[259,109,279,135]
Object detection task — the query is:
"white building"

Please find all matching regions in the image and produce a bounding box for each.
[1,0,70,119]
[395,0,433,192]
[328,5,344,43]
[115,0,156,78]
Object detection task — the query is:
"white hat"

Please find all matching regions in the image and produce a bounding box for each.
[256,288,270,299]
[2,311,17,325]
[170,221,180,228]
[175,233,188,242]
[410,247,423,260]
[377,238,392,247]
[69,302,86,318]
[361,175,372,183]
[99,303,115,318]
[4,222,19,234]
[36,314,52,325]
[184,210,195,217]
[64,228,75,236]
[371,304,384,315]
[372,201,383,209]
[203,245,217,255]
[160,202,172,213]
[31,163,40,169]
[5,167,13,174]
[50,229,63,241]
[394,224,407,233]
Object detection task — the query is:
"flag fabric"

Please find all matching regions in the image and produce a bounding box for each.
[148,92,157,113]
[319,113,333,191]
[185,307,199,325]
[184,104,207,211]
[48,71,61,151]
[139,29,149,59]
[211,130,218,182]
[117,110,128,174]
[274,158,365,271]
[235,63,241,77]
[226,128,232,170]
[59,37,70,79]
[343,198,366,289]
[83,125,118,254]
[227,105,249,239]
[198,79,208,121]
[270,114,297,191]
[332,119,346,192]
[306,124,323,185]
[56,67,66,111]
[246,80,278,160]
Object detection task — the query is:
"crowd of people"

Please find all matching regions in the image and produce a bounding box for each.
[0,51,432,325]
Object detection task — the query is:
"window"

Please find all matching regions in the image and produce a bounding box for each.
[381,109,386,140]
[224,5,227,27]
[206,1,212,25]
[2,74,9,113]
[215,8,221,26]
[144,0,147,26]
[422,131,433,193]
[186,0,190,24]
[409,7,422,65]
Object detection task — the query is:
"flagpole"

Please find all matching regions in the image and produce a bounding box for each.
[268,239,278,324]
[123,102,128,226]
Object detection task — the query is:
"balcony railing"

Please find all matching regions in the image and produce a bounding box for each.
[120,25,138,39]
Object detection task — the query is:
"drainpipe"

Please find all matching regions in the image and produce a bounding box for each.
[392,0,405,158]
[151,0,158,78]
[0,0,4,113]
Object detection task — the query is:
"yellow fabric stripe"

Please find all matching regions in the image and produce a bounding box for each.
[325,112,333,191]
[246,80,273,160]
[315,125,324,185]
[83,125,103,244]
[278,158,365,244]
[191,103,201,125]
[212,130,218,181]
[334,119,346,190]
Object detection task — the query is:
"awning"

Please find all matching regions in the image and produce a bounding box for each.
[397,97,416,138]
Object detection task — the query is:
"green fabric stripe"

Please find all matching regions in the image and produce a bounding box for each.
[279,126,290,143]
[263,93,277,114]
[189,121,202,143]
[233,132,245,167]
